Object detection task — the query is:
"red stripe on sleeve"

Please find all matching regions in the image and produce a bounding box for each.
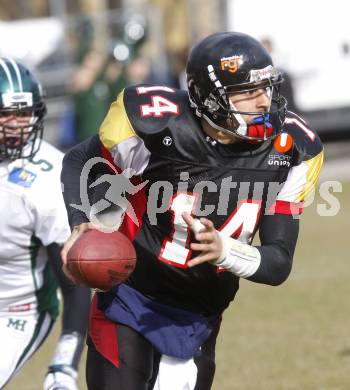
[88,143,147,366]
[100,143,121,173]
[119,182,147,241]
[99,142,147,240]
[269,200,303,215]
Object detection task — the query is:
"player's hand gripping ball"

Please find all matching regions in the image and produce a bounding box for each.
[66,230,136,291]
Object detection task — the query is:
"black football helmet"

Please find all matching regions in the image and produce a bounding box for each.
[186,32,287,141]
[0,57,46,160]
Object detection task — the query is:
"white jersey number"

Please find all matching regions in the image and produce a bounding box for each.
[159,194,261,268]
[137,86,179,117]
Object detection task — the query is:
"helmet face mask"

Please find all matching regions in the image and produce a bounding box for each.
[187,32,287,142]
[0,112,44,160]
[0,58,46,160]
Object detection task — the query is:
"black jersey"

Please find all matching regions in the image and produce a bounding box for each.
[97,84,323,316]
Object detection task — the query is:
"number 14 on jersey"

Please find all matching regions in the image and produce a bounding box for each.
[137,86,179,117]
[159,193,261,268]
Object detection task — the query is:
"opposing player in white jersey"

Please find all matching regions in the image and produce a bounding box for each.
[0,58,91,389]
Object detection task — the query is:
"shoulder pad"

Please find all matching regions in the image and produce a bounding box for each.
[282,111,323,163]
[123,84,187,138]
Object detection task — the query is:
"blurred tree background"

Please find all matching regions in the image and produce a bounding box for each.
[0,0,227,146]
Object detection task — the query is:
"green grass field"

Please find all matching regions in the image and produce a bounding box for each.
[6,182,349,390]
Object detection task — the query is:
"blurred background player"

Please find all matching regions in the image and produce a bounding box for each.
[61,32,323,389]
[0,57,91,390]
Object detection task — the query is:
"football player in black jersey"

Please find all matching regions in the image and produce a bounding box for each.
[61,32,323,390]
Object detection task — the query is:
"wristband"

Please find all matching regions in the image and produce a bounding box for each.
[214,234,261,278]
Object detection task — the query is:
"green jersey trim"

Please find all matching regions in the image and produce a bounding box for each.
[29,235,59,319]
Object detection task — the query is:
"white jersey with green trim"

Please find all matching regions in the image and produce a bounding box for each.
[0,140,70,314]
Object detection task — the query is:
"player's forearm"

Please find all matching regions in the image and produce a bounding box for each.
[253,213,298,285]
[215,237,294,286]
[248,245,293,285]
[61,135,101,228]
[215,214,298,286]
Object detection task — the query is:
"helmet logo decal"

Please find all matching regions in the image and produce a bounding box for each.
[220,56,242,73]
[249,65,278,83]
[2,92,33,108]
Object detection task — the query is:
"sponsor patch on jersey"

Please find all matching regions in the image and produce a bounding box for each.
[8,167,37,187]
[163,136,173,146]
[274,133,293,153]
[8,303,32,312]
[268,153,291,167]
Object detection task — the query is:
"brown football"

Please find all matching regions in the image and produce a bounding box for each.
[66,229,136,291]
